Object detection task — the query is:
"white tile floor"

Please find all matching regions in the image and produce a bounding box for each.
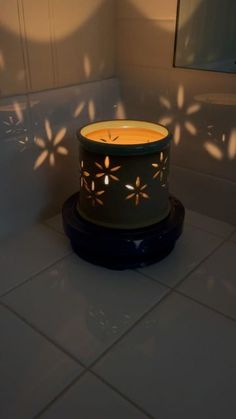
[0,210,236,419]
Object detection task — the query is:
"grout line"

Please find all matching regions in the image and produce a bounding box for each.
[48,0,58,87]
[0,251,72,299]
[0,300,86,368]
[117,17,175,23]
[173,289,236,325]
[18,0,32,91]
[88,370,156,419]
[16,0,30,92]
[227,227,236,240]
[136,232,226,292]
[32,370,88,419]
[0,77,117,101]
[43,221,65,237]
[171,164,236,187]
[172,233,233,290]
[136,236,236,324]
[184,220,235,240]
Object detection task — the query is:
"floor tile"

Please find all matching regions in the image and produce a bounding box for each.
[94,292,236,419]
[0,304,82,419]
[45,214,65,235]
[0,224,71,296]
[178,241,236,320]
[40,371,148,419]
[185,208,234,238]
[3,254,168,366]
[138,224,222,287]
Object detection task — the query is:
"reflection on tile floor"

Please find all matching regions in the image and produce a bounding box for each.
[0,209,235,419]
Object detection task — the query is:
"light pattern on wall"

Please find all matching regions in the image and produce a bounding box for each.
[204,128,236,161]
[0,49,5,71]
[159,85,201,145]
[125,177,149,206]
[73,99,96,122]
[95,156,121,185]
[18,136,30,152]
[3,115,24,136]
[3,101,25,136]
[34,119,68,170]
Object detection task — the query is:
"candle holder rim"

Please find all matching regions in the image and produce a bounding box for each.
[77,119,172,156]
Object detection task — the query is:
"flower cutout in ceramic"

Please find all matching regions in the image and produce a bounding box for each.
[34,119,68,170]
[95,155,121,185]
[85,180,105,206]
[79,160,90,187]
[152,151,169,187]
[125,176,149,206]
[159,85,201,145]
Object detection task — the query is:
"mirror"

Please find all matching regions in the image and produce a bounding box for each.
[174,0,236,73]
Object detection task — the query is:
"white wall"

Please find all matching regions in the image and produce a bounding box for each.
[0,0,115,96]
[116,0,236,224]
[0,0,124,240]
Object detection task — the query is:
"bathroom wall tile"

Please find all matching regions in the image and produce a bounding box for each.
[101,78,126,119]
[118,65,171,120]
[117,19,175,69]
[22,0,55,91]
[116,0,177,20]
[170,165,236,226]
[168,68,236,183]
[52,0,115,87]
[0,0,27,95]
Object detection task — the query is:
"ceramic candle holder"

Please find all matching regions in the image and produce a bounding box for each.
[77,120,171,229]
[62,119,185,269]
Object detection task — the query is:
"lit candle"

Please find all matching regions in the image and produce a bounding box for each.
[85,126,165,145]
[81,120,166,146]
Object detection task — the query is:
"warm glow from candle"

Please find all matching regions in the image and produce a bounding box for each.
[85,127,165,145]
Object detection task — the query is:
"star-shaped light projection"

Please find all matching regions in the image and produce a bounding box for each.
[95,156,121,185]
[204,128,236,161]
[79,160,90,187]
[3,116,22,136]
[98,130,119,143]
[18,136,30,152]
[3,101,25,136]
[125,176,149,206]
[85,180,105,206]
[151,151,169,187]
[34,119,68,170]
[158,85,201,145]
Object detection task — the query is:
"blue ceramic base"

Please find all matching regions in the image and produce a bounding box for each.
[62,193,185,270]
